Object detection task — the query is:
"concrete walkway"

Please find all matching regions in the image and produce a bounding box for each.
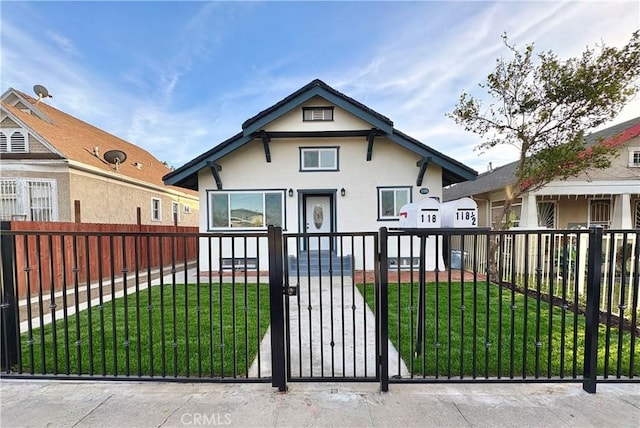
[1,379,638,427]
[249,276,409,379]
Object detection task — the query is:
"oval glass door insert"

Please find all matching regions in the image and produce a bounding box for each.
[313,204,324,229]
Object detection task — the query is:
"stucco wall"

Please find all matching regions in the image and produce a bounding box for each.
[196,133,446,270]
[198,136,440,233]
[0,161,71,221]
[556,197,589,228]
[264,96,374,132]
[69,169,199,226]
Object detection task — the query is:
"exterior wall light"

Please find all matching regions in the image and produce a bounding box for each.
[341,188,346,197]
[288,188,294,197]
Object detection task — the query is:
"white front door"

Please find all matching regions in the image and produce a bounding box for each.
[305,195,332,250]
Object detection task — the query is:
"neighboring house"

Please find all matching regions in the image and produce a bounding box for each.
[0,87,199,225]
[163,79,477,270]
[443,117,640,230]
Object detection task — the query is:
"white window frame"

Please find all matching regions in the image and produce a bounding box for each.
[0,178,57,221]
[630,149,640,167]
[299,147,339,171]
[0,129,29,153]
[490,198,522,228]
[207,190,285,230]
[377,187,411,221]
[171,201,180,223]
[151,198,162,222]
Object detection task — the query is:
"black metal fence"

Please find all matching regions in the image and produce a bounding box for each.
[0,225,273,383]
[1,223,638,394]
[380,227,639,393]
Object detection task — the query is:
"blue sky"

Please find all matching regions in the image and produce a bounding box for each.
[2,1,639,173]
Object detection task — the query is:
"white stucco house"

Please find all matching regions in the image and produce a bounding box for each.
[163,79,477,272]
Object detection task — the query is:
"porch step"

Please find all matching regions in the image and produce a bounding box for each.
[287,250,353,277]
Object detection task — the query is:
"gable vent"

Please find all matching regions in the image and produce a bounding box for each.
[11,131,26,152]
[303,107,334,121]
[0,130,27,153]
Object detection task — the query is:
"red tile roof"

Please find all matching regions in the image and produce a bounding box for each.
[2,89,196,197]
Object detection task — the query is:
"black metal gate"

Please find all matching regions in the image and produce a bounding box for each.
[281,232,380,383]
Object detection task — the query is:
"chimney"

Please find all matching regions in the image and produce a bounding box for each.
[487,162,493,172]
[93,146,100,157]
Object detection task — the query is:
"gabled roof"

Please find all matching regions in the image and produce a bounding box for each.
[241,79,394,134]
[442,116,640,201]
[164,79,477,190]
[1,88,196,197]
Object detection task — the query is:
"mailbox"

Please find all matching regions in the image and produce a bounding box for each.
[441,197,478,228]
[398,198,441,229]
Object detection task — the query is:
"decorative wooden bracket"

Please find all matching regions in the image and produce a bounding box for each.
[206,161,223,190]
[416,157,431,186]
[260,130,271,163]
[366,128,376,161]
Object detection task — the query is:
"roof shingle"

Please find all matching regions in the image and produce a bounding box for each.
[442,116,640,201]
[2,89,195,197]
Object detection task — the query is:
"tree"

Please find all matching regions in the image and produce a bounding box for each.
[448,31,640,229]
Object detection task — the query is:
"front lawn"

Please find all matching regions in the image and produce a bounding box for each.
[358,281,639,378]
[19,282,271,378]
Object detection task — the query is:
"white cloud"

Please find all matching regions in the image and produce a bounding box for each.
[46,30,79,57]
[1,1,638,174]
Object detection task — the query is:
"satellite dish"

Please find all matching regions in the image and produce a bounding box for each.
[103,149,127,170]
[33,85,52,102]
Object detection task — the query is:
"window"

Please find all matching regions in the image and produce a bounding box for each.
[300,147,339,171]
[378,187,411,220]
[208,190,284,229]
[0,129,28,153]
[537,201,557,228]
[171,202,179,223]
[589,199,611,228]
[151,198,161,221]
[0,180,18,220]
[631,150,640,167]
[302,107,333,121]
[28,181,54,221]
[0,178,57,221]
[490,198,522,228]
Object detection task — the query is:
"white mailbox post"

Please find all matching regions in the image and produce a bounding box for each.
[441,197,478,228]
[398,198,441,229]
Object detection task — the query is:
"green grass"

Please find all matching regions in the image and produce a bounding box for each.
[359,281,640,378]
[19,282,271,377]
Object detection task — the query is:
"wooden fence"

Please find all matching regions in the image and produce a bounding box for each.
[2,221,199,298]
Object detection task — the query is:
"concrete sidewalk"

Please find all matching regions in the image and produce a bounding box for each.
[1,379,638,428]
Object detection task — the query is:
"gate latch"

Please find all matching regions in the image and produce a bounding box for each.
[284,284,297,296]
